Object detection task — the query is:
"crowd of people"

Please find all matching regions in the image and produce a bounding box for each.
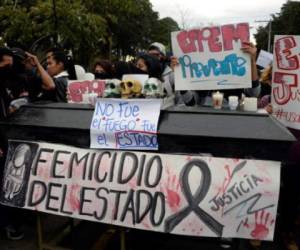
[0,41,264,116]
[0,41,299,249]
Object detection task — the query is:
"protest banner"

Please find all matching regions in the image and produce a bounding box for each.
[256,50,273,69]
[0,140,281,240]
[171,23,252,90]
[272,35,300,130]
[90,99,161,150]
[68,80,105,103]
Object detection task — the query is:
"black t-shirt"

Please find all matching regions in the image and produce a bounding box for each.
[260,82,271,97]
[40,76,68,102]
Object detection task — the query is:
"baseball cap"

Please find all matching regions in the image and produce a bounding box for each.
[11,47,27,61]
[149,42,166,56]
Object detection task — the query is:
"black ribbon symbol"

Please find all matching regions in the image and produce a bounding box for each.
[164,159,224,237]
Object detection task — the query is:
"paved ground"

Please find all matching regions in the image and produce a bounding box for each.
[0,212,298,250]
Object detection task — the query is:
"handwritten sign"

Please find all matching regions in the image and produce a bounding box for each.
[171,23,252,90]
[68,80,105,103]
[272,35,300,130]
[90,99,161,150]
[256,50,273,68]
[0,140,281,240]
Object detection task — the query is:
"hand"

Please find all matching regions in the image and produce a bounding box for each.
[25,52,40,67]
[241,42,257,61]
[19,91,29,97]
[264,104,273,114]
[170,56,179,71]
[8,106,17,114]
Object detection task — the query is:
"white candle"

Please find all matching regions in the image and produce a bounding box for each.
[212,91,224,109]
[244,97,257,111]
[228,96,239,110]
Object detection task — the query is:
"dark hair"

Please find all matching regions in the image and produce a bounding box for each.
[0,47,13,62]
[50,51,77,80]
[112,61,132,80]
[93,60,113,73]
[93,59,113,79]
[137,53,162,79]
[46,47,64,55]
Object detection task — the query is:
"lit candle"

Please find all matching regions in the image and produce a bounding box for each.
[212,91,224,109]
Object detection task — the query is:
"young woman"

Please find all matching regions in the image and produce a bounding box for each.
[26,50,75,102]
[135,53,162,79]
[93,59,113,79]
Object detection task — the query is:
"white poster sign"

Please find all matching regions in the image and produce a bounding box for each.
[90,99,161,150]
[1,140,281,241]
[256,50,273,68]
[272,35,300,130]
[171,23,252,91]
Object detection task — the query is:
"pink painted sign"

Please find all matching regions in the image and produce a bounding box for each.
[171,23,252,90]
[68,80,105,103]
[0,140,280,240]
[272,35,300,130]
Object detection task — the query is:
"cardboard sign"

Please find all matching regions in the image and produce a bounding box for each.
[68,80,105,103]
[1,140,281,241]
[271,35,300,130]
[256,50,273,68]
[90,99,161,150]
[171,23,252,91]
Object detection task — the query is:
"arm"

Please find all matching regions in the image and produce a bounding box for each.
[241,42,260,97]
[25,52,55,91]
[240,42,259,81]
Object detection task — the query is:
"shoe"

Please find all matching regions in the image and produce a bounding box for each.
[5,226,24,240]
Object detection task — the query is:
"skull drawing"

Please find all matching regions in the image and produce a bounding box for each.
[120,80,142,98]
[143,78,164,98]
[104,79,121,98]
[4,144,31,200]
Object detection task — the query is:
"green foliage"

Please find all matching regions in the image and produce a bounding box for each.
[151,17,180,51]
[85,0,160,58]
[0,0,179,66]
[255,0,300,52]
[0,0,107,65]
